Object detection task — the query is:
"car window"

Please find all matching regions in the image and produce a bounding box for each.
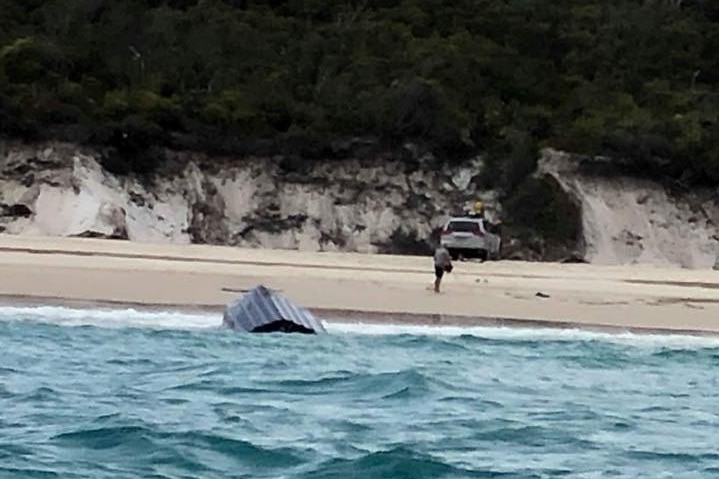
[447,221,480,233]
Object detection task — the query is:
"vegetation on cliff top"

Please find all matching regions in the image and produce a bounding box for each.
[1,0,718,185]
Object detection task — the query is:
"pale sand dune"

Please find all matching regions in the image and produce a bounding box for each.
[1,234,719,334]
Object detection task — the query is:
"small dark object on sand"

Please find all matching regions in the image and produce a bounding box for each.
[535,292,551,298]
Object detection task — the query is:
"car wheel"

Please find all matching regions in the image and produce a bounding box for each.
[448,249,459,261]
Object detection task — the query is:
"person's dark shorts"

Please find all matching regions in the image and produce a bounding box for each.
[434,266,444,279]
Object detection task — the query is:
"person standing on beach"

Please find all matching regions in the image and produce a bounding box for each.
[433,245,453,293]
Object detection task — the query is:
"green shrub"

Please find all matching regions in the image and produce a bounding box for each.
[0,0,717,184]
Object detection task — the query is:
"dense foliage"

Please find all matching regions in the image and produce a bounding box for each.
[1,0,718,183]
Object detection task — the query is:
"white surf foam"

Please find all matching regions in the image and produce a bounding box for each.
[324,321,719,349]
[0,305,219,330]
[1,305,718,349]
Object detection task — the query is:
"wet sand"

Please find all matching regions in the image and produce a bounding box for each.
[1,234,719,334]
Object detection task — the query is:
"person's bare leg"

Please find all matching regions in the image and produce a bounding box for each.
[434,277,441,293]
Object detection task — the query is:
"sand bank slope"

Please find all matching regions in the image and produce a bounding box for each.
[1,235,719,334]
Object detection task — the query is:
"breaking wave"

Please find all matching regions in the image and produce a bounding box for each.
[1,304,719,349]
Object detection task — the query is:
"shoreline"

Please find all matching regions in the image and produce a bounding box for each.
[2,234,719,336]
[2,294,718,337]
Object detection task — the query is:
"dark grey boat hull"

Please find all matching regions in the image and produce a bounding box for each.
[222,285,326,334]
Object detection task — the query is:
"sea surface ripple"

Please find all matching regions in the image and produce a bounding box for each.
[1,306,718,478]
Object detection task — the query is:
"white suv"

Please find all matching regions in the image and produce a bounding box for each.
[440,216,501,261]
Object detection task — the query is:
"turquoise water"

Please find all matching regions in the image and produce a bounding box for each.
[1,306,718,478]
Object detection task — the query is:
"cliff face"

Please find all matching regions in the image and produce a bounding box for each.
[0,141,497,255]
[2,141,718,269]
[539,150,719,269]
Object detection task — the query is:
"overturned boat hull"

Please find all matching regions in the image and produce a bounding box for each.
[222,285,326,334]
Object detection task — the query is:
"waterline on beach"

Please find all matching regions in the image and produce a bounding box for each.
[1,303,719,348]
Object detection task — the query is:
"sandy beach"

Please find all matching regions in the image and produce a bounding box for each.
[1,234,719,334]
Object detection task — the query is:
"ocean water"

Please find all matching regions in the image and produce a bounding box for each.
[1,306,718,479]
